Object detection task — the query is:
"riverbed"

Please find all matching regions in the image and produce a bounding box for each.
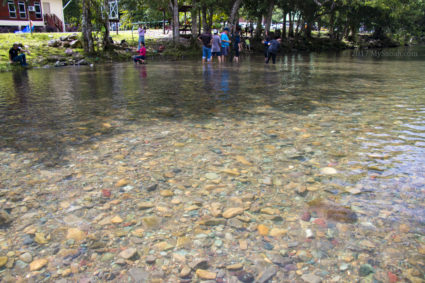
[0,47,424,282]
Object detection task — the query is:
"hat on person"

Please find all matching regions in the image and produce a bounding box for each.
[213,29,218,34]
[223,27,230,32]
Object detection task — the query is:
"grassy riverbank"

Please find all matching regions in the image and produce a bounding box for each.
[0,30,401,72]
[0,31,199,72]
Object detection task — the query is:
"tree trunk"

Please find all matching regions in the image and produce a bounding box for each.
[102,0,112,51]
[295,15,302,38]
[265,0,274,34]
[81,0,94,54]
[202,5,207,32]
[254,15,262,39]
[191,0,198,40]
[163,10,166,34]
[282,11,286,38]
[288,11,294,37]
[170,0,179,44]
[208,8,213,31]
[317,19,321,37]
[229,0,242,33]
[329,10,335,39]
[198,9,201,35]
[350,24,357,41]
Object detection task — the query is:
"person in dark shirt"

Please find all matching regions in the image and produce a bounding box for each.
[9,43,29,66]
[266,36,282,64]
[233,30,242,63]
[198,28,212,63]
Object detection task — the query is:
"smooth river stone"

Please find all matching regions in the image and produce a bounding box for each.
[119,248,137,259]
[196,269,216,280]
[0,256,7,267]
[222,207,244,219]
[29,258,48,271]
[66,228,86,242]
[320,167,338,175]
[205,173,219,180]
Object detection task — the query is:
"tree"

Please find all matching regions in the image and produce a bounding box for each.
[229,0,243,33]
[170,0,180,43]
[264,0,275,33]
[81,0,94,53]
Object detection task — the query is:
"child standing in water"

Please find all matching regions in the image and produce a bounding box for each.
[134,43,146,64]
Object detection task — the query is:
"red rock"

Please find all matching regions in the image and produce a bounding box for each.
[102,189,111,198]
[312,218,327,228]
[388,271,397,283]
[301,212,311,222]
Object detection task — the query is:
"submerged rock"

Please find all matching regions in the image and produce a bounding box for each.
[0,210,12,226]
[308,199,358,223]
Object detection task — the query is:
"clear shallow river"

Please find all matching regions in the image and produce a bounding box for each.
[0,47,424,282]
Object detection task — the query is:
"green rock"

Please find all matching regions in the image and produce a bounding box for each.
[359,264,374,277]
[101,253,115,262]
[141,216,161,229]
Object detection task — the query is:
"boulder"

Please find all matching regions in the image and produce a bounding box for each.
[62,41,71,48]
[72,52,84,60]
[77,59,88,65]
[70,39,82,49]
[59,35,68,41]
[68,33,78,40]
[55,60,67,67]
[48,39,61,47]
[64,48,73,56]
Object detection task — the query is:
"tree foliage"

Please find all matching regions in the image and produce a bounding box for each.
[74,0,425,54]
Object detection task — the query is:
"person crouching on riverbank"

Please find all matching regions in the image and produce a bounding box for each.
[134,43,146,64]
[198,28,212,63]
[9,43,29,66]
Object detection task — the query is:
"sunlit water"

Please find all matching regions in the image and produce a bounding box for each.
[0,47,424,281]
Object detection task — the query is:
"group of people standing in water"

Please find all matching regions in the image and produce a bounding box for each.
[198,27,281,64]
[134,24,282,65]
[197,27,243,63]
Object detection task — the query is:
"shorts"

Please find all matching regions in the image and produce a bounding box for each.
[234,47,240,57]
[202,46,212,61]
[212,51,221,56]
[221,46,229,56]
[134,55,145,62]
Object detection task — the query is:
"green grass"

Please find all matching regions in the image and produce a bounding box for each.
[0,33,82,71]
[0,30,195,72]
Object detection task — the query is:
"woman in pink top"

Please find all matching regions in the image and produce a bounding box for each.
[134,43,146,64]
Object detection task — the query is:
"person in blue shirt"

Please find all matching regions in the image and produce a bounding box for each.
[266,36,282,64]
[220,27,231,62]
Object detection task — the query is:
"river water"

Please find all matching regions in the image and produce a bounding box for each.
[0,47,424,282]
